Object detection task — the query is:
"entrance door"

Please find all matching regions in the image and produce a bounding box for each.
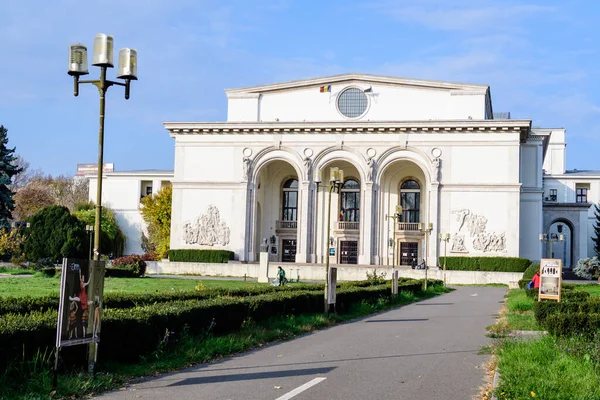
[282,239,297,262]
[340,240,358,264]
[400,242,419,266]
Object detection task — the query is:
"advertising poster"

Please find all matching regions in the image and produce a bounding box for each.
[56,259,106,348]
[539,258,562,302]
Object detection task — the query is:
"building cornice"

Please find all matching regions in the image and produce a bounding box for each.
[164,120,532,141]
[224,73,489,96]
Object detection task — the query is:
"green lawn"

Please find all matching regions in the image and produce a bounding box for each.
[0,276,264,298]
[577,283,600,297]
[504,289,540,331]
[0,266,35,275]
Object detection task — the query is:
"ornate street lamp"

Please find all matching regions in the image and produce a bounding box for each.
[68,34,137,261]
[324,166,343,313]
[438,232,451,285]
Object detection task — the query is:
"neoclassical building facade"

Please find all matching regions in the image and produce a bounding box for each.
[162,74,552,267]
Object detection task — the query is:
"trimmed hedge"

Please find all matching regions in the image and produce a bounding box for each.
[534,295,598,326]
[438,257,531,272]
[168,249,235,263]
[0,280,431,368]
[0,280,414,316]
[545,312,600,337]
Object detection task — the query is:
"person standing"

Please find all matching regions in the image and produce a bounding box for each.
[277,266,286,286]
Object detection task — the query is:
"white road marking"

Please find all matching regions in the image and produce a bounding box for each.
[274,377,327,400]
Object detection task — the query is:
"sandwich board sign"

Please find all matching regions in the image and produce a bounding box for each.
[56,259,105,348]
[539,258,562,302]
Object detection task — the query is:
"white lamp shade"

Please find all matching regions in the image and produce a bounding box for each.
[92,33,114,67]
[117,48,138,80]
[338,169,344,183]
[68,44,89,76]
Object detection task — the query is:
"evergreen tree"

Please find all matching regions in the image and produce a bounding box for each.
[593,204,600,258]
[0,126,22,228]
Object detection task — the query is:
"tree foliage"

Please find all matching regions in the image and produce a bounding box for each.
[0,126,22,228]
[74,206,125,257]
[0,228,27,263]
[140,185,172,258]
[573,256,600,281]
[12,178,54,221]
[593,204,600,258]
[24,205,86,261]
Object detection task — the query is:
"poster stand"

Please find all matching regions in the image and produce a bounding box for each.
[538,258,562,302]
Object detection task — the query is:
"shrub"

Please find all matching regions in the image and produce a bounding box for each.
[24,206,86,261]
[168,249,235,263]
[438,256,531,272]
[109,255,147,277]
[534,296,599,326]
[573,257,600,281]
[545,312,600,337]
[522,263,540,281]
[73,207,126,258]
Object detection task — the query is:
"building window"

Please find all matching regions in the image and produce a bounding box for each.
[400,180,420,223]
[146,186,153,196]
[340,179,360,222]
[337,87,368,118]
[576,187,588,203]
[282,179,298,221]
[549,189,557,201]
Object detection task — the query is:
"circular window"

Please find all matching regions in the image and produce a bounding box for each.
[337,87,368,118]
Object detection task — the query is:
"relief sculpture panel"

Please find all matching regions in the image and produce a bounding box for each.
[451,208,506,253]
[182,205,231,246]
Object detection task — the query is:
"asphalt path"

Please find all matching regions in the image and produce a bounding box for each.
[95,286,505,400]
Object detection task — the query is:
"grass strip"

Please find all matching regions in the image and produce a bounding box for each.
[495,335,600,400]
[0,285,450,399]
[0,266,35,275]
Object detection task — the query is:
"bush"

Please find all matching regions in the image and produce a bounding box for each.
[534,296,599,326]
[73,207,126,259]
[438,256,531,272]
[168,249,235,263]
[24,206,86,261]
[545,312,600,337]
[573,257,600,281]
[108,255,147,277]
[522,263,540,281]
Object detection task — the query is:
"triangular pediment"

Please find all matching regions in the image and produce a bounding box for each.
[225,73,489,97]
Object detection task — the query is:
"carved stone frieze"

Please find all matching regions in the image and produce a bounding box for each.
[182,205,230,246]
[451,208,506,253]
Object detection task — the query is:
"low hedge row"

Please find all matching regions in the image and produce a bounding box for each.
[545,312,600,337]
[168,249,235,263]
[534,295,598,326]
[439,257,531,272]
[0,280,432,369]
[0,279,426,316]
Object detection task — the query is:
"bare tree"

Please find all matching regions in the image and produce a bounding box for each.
[10,155,46,190]
[50,175,89,211]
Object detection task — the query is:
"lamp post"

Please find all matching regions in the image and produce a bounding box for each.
[422,223,433,290]
[386,205,403,266]
[86,225,94,260]
[68,34,137,261]
[438,232,450,285]
[539,233,564,259]
[323,166,343,313]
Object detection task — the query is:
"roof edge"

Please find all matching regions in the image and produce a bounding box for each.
[224,73,489,95]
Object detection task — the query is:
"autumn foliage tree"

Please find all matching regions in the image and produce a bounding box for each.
[140,185,172,258]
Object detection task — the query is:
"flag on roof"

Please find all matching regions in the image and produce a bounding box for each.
[320,85,332,93]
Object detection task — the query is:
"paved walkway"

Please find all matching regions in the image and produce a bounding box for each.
[95,286,506,400]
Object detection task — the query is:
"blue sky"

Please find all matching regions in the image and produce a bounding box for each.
[1,0,599,176]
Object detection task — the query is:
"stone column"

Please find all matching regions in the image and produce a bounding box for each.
[359,182,374,265]
[429,182,440,267]
[296,181,310,263]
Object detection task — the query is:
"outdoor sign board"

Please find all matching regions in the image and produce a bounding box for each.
[539,258,562,302]
[56,259,105,348]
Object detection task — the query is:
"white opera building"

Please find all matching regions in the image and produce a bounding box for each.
[159,73,553,268]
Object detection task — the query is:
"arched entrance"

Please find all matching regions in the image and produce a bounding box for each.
[378,160,429,267]
[315,160,363,265]
[252,159,302,263]
[548,219,574,268]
